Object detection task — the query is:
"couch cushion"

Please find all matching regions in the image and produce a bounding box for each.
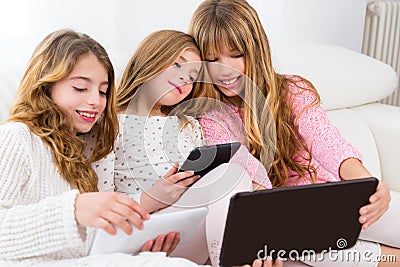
[326,108,381,179]
[273,44,398,110]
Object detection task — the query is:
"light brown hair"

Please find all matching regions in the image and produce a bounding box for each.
[189,0,319,186]
[9,29,118,192]
[117,29,201,116]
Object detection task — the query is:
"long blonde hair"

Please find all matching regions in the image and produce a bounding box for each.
[189,0,319,187]
[8,29,118,192]
[117,29,200,116]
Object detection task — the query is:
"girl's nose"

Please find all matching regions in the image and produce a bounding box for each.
[179,72,192,84]
[87,90,101,106]
[217,61,234,76]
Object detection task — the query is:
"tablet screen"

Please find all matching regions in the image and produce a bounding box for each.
[219,177,379,266]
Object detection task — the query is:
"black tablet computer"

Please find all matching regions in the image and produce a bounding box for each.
[178,142,241,177]
[219,177,379,266]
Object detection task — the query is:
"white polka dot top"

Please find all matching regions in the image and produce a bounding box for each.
[93,114,205,195]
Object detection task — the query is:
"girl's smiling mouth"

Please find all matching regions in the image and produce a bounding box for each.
[76,110,97,122]
[168,81,183,94]
[219,76,240,89]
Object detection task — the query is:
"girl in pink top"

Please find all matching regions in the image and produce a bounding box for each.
[199,76,362,187]
[188,0,400,266]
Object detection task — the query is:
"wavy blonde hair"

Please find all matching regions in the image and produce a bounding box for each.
[189,0,319,187]
[8,29,118,192]
[117,29,201,117]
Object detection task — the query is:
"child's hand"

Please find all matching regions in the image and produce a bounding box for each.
[359,180,390,229]
[140,232,180,256]
[252,181,266,191]
[141,163,200,213]
[242,257,283,267]
[75,192,149,235]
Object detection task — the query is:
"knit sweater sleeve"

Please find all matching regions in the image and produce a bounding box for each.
[0,124,84,260]
[199,108,272,188]
[288,78,362,179]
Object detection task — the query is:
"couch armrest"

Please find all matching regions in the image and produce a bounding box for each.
[351,103,400,192]
[272,44,398,110]
[326,109,381,179]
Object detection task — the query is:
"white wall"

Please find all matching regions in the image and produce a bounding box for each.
[254,0,368,52]
[0,0,368,67]
[0,0,368,112]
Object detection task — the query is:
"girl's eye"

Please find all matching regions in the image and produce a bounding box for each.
[99,90,107,96]
[73,86,86,92]
[189,76,196,82]
[174,62,182,68]
[233,54,244,58]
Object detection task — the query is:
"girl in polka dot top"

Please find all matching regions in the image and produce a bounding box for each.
[88,30,275,266]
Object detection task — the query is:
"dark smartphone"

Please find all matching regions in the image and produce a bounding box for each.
[178,142,241,178]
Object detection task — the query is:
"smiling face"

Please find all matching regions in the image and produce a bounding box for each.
[50,53,108,134]
[145,48,201,114]
[205,42,246,104]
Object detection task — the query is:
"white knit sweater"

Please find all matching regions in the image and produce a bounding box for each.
[0,122,93,266]
[0,122,213,267]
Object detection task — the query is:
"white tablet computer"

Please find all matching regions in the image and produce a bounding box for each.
[89,206,208,255]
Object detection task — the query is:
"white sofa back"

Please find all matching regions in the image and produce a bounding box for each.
[272,44,398,111]
[2,43,397,119]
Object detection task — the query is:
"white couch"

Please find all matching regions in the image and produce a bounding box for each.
[0,40,399,195]
[273,44,400,194]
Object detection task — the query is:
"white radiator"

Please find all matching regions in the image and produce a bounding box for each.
[362,0,400,106]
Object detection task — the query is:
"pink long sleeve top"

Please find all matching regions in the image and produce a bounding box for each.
[198,75,362,187]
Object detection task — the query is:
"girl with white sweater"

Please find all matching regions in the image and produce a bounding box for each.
[0,29,209,267]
